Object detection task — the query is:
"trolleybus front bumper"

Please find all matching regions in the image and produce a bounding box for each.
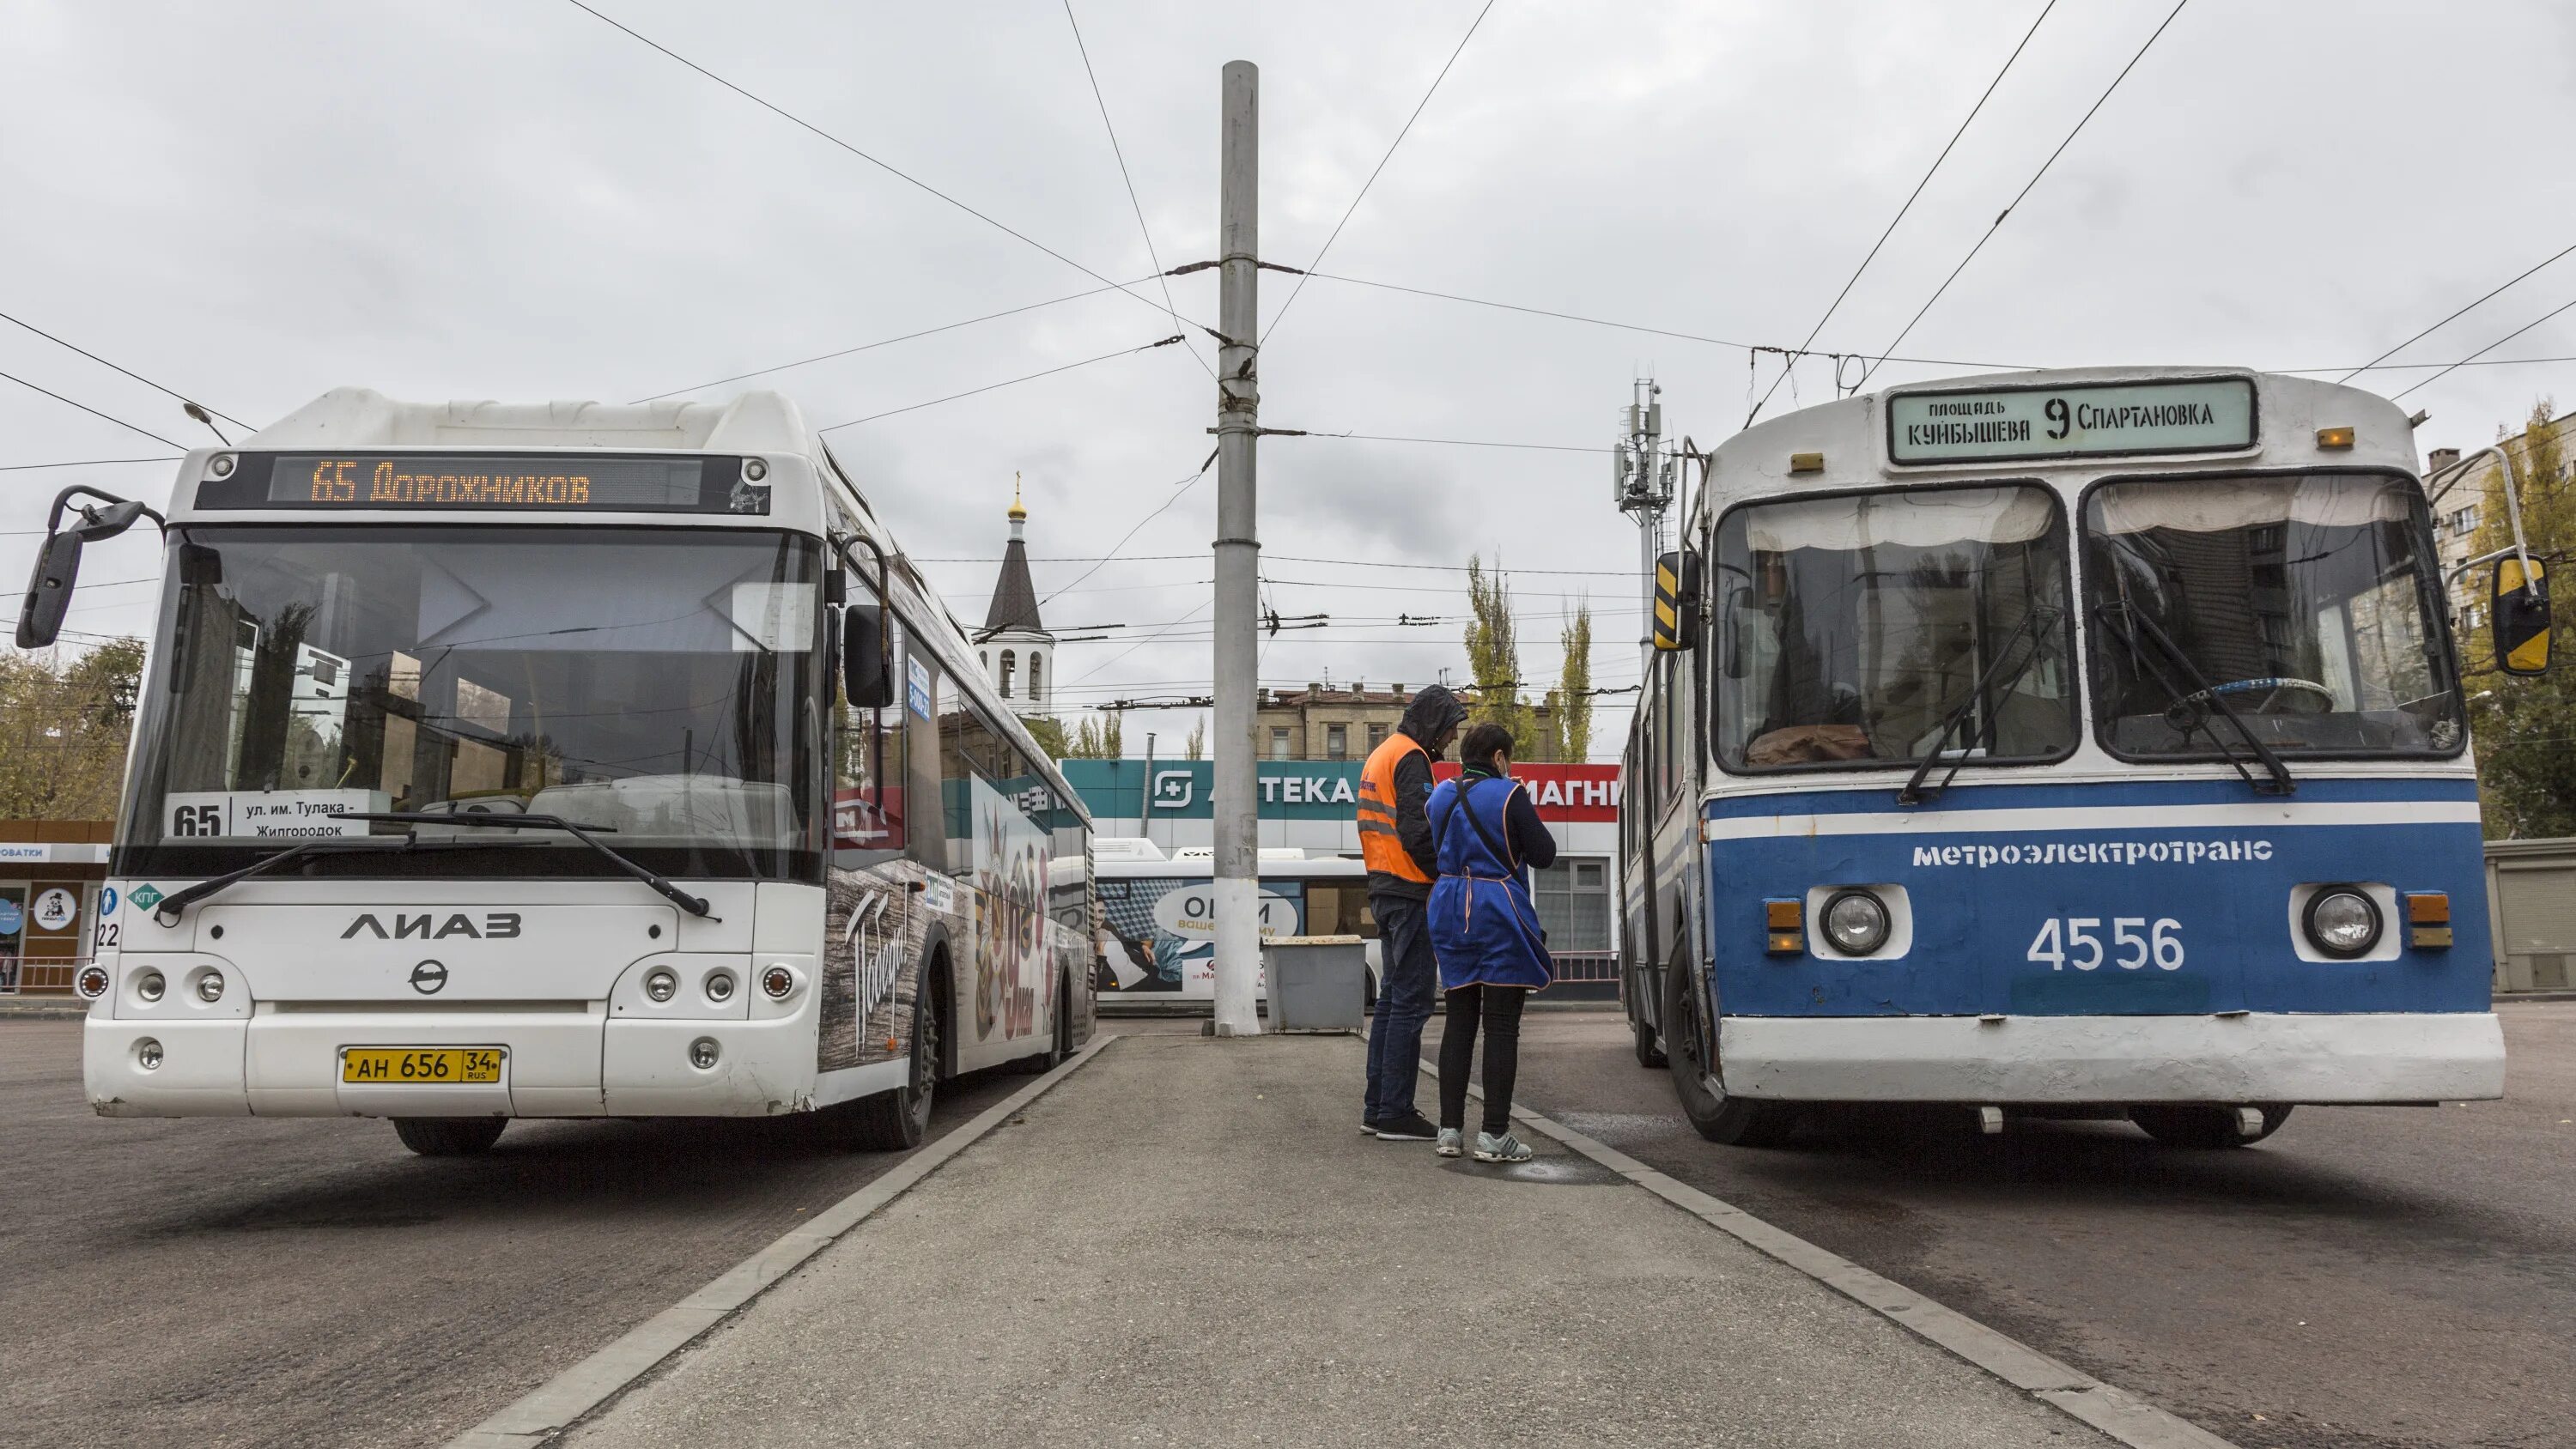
[1717,1010,2504,1104]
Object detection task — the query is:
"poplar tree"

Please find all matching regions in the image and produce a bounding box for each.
[1552,599,1594,761]
[1462,555,1531,747]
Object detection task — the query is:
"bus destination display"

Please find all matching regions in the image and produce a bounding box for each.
[199,452,766,514]
[1886,377,2256,465]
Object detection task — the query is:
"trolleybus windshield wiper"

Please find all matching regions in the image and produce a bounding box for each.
[328,811,718,919]
[149,834,419,925]
[1897,605,2057,807]
[2089,602,2296,796]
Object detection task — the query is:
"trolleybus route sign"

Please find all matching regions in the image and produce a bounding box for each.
[1887,376,2255,464]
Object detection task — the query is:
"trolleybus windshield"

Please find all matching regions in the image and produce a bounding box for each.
[2081,473,2464,760]
[118,525,825,880]
[1713,484,2077,773]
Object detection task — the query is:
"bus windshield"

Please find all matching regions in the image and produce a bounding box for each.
[120,526,824,878]
[2082,474,2464,760]
[1713,484,2077,773]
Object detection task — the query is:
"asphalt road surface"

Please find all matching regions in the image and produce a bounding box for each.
[0,1017,1034,1449]
[1428,1000,2576,1449]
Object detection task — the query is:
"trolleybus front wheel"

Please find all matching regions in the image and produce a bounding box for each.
[1662,955,1795,1148]
[2129,1103,2293,1149]
[845,967,941,1150]
[392,1116,507,1157]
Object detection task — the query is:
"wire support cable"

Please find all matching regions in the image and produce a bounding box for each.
[816,336,1184,431]
[1060,0,1215,381]
[563,0,1208,337]
[1260,0,1497,345]
[1747,0,2056,426]
[1038,461,1215,608]
[1855,0,2190,391]
[0,455,181,474]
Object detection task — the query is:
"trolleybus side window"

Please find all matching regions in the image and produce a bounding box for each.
[2081,472,2465,759]
[1712,484,2076,773]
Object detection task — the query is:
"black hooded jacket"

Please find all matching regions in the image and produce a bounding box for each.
[1368,685,1465,901]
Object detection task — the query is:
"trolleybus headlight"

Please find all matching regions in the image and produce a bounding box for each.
[137,1038,163,1070]
[704,970,736,1003]
[1820,890,1891,955]
[208,452,236,478]
[742,458,768,482]
[2303,888,2382,958]
[193,970,225,1003]
[761,964,796,1000]
[689,1037,720,1070]
[76,965,111,1000]
[137,970,167,1003]
[644,967,679,1003]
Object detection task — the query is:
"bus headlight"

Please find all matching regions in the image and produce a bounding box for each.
[137,970,167,1003]
[137,1038,164,1070]
[194,970,226,1003]
[644,967,679,1003]
[1820,890,1891,955]
[705,970,737,1003]
[2303,888,2382,958]
[689,1037,720,1070]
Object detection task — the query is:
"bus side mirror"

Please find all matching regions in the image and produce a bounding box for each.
[2493,555,2551,676]
[843,603,894,706]
[15,488,162,648]
[1653,549,1702,652]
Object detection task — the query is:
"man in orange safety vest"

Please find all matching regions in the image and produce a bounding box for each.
[1357,683,1464,1139]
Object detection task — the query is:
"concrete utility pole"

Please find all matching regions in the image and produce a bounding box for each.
[1208,60,1262,1038]
[1613,377,1674,679]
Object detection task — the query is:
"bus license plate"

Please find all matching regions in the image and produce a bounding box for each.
[341,1047,504,1084]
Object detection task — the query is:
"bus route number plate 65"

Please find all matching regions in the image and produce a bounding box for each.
[342,1047,504,1083]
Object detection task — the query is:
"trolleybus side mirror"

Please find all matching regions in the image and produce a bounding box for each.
[15,488,161,649]
[1653,549,1703,652]
[2492,555,2552,676]
[843,603,894,707]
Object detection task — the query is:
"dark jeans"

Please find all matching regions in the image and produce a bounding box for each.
[1437,982,1527,1136]
[1363,893,1437,1123]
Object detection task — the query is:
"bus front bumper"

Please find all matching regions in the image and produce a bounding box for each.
[1717,1011,2505,1105]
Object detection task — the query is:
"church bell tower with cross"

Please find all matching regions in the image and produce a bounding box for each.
[979,473,1053,718]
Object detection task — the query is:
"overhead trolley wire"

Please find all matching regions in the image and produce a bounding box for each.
[0,456,180,474]
[1747,0,2057,427]
[1855,0,2190,391]
[0,309,252,433]
[815,335,1185,431]
[2391,293,2576,403]
[2336,242,2576,383]
[1038,461,1216,608]
[1060,0,1215,381]
[1260,0,1498,345]
[0,367,186,450]
[629,278,1160,403]
[563,0,1211,341]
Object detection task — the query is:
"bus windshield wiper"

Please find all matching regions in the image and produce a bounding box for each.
[151,834,418,925]
[1898,606,2057,806]
[2090,602,2296,796]
[329,811,718,919]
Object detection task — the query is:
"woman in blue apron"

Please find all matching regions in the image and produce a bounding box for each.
[1427,722,1557,1163]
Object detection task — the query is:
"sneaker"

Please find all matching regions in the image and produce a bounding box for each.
[1473,1130,1533,1163]
[1372,1110,1438,1141]
[1361,1119,1385,1135]
[1436,1128,1465,1157]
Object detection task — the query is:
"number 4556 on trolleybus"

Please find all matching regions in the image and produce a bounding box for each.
[1619,367,2551,1148]
[17,388,1096,1155]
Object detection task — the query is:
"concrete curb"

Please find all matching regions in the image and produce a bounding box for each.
[446,1033,1120,1449]
[1419,1059,2240,1449]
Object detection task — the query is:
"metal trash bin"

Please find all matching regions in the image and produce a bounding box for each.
[1265,934,1368,1033]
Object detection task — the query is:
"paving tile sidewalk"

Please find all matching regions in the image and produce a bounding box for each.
[563,1034,2107,1447]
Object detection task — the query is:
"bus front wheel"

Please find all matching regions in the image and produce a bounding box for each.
[1663,956,1795,1148]
[846,972,939,1150]
[393,1117,507,1156]
[2129,1104,2293,1149]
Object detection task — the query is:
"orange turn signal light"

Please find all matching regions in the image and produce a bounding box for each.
[1765,899,1803,955]
[2406,892,2452,949]
[2316,426,2354,450]
[1789,452,1825,474]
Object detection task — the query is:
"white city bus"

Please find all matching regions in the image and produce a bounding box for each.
[1622,367,2544,1148]
[20,388,1095,1155]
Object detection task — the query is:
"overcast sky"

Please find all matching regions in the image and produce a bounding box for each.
[8,0,2575,759]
